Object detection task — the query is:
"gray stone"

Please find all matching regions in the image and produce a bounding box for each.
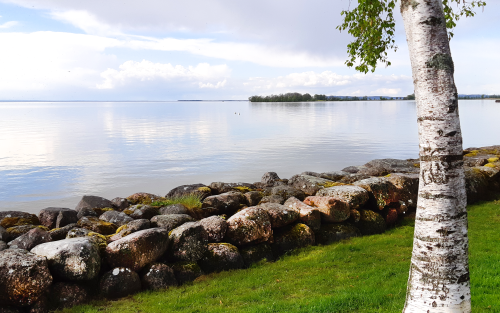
[0,249,53,306]
[7,228,52,250]
[283,197,321,231]
[31,237,101,281]
[140,263,177,290]
[362,158,419,174]
[300,171,321,177]
[0,211,40,229]
[224,207,272,246]
[198,216,228,243]
[239,243,275,266]
[259,195,285,205]
[338,173,372,184]
[303,196,350,223]
[170,262,203,285]
[268,185,306,201]
[341,166,361,173]
[287,175,334,196]
[168,222,208,262]
[127,204,159,220]
[200,191,246,217]
[165,183,212,200]
[49,282,89,309]
[258,203,300,228]
[244,191,264,206]
[108,219,151,242]
[105,228,170,271]
[315,224,361,245]
[76,207,99,219]
[65,227,91,238]
[99,210,133,227]
[0,226,5,241]
[75,195,114,213]
[100,268,141,299]
[48,224,78,241]
[38,207,77,229]
[261,172,280,187]
[316,185,370,210]
[319,171,349,181]
[198,243,244,273]
[4,225,48,242]
[208,182,257,195]
[150,214,194,232]
[126,192,162,205]
[0,241,6,251]
[357,210,386,235]
[111,197,130,211]
[159,204,190,215]
[353,177,399,210]
[77,216,117,235]
[271,223,315,256]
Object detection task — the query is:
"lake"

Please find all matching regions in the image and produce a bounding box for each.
[1,100,498,214]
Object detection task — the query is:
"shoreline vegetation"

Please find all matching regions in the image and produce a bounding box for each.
[248,92,500,102]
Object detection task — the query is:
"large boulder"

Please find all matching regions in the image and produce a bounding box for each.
[4,225,49,242]
[108,219,150,242]
[267,185,306,201]
[239,243,274,266]
[165,184,212,200]
[259,195,285,205]
[125,204,159,220]
[105,228,169,271]
[258,203,300,228]
[75,195,114,213]
[303,196,350,223]
[316,185,369,210]
[111,197,130,211]
[198,216,228,243]
[0,211,40,229]
[168,222,208,262]
[362,158,420,174]
[315,224,361,245]
[224,207,272,246]
[271,223,315,256]
[357,210,386,235]
[208,182,257,195]
[353,177,399,210]
[0,249,53,306]
[283,197,321,231]
[76,207,99,219]
[100,268,141,299]
[126,192,162,205]
[49,282,89,309]
[77,216,117,235]
[170,262,204,285]
[200,191,247,218]
[150,214,195,232]
[48,223,78,241]
[287,175,336,196]
[140,263,177,290]
[7,228,52,250]
[244,191,264,206]
[65,228,108,254]
[261,172,281,187]
[99,210,133,227]
[31,237,101,281]
[159,204,190,215]
[319,171,349,181]
[464,166,500,204]
[198,243,244,273]
[386,173,419,210]
[38,207,78,229]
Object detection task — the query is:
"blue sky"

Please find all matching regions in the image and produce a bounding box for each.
[0,0,498,100]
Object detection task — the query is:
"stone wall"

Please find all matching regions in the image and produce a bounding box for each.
[0,145,499,312]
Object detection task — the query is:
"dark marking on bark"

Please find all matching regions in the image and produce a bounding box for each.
[417,116,445,122]
[436,228,456,236]
[460,295,465,300]
[420,155,463,162]
[426,53,455,74]
[421,17,443,26]
[419,192,456,200]
[432,301,437,307]
[457,272,469,283]
[437,129,443,136]
[445,131,457,137]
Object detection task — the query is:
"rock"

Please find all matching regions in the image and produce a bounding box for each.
[314,224,361,245]
[357,210,386,235]
[49,282,89,309]
[38,207,77,229]
[258,203,300,228]
[0,226,5,241]
[0,306,21,313]
[224,207,272,246]
[27,295,48,313]
[0,249,52,306]
[66,228,108,254]
[363,158,420,174]
[165,184,212,200]
[464,166,500,204]
[7,228,52,250]
[108,219,151,242]
[0,211,40,229]
[349,209,361,223]
[267,185,306,201]
[100,268,141,299]
[168,222,208,262]
[261,172,281,187]
[48,224,78,241]
[65,227,91,238]
[111,197,130,211]
[259,195,285,205]
[383,208,399,226]
[170,261,203,285]
[301,171,321,177]
[319,171,349,181]
[127,192,162,205]
[208,182,257,195]
[386,173,419,210]
[31,237,101,281]
[105,228,169,271]
[140,263,177,290]
[198,216,228,243]
[283,197,321,231]
[4,225,49,242]
[0,241,6,251]
[77,216,117,235]
[239,243,274,266]
[159,204,190,215]
[75,195,114,213]
[76,207,99,219]
[244,191,264,206]
[99,210,133,227]
[125,204,159,220]
[316,185,370,210]
[341,166,361,173]
[150,214,195,233]
[200,191,246,218]
[353,177,399,210]
[198,243,244,273]
[271,223,315,256]
[303,196,350,223]
[287,175,335,196]
[338,173,372,184]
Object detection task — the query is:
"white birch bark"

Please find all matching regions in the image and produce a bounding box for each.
[401,0,470,312]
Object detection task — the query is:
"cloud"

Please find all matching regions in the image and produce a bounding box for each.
[0,20,18,28]
[97,60,231,90]
[49,10,122,36]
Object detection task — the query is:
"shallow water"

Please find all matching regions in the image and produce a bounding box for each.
[0,100,498,213]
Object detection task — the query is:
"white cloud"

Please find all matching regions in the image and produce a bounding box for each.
[97,60,231,90]
[49,10,122,36]
[0,20,18,28]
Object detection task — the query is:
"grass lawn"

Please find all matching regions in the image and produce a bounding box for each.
[62,201,500,313]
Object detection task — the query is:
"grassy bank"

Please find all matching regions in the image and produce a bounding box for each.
[62,201,500,313]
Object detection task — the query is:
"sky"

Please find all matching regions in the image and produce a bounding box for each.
[0,0,498,100]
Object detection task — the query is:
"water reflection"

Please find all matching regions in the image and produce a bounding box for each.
[0,100,497,213]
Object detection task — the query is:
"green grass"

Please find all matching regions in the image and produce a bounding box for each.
[62,201,500,313]
[151,194,202,210]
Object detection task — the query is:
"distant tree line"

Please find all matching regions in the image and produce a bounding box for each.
[458,94,500,99]
[248,92,416,102]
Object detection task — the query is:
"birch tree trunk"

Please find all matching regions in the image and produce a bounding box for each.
[401,0,470,312]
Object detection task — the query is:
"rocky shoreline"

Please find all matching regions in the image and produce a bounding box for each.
[1,145,499,313]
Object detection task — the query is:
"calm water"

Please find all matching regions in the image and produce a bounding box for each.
[1,100,498,214]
